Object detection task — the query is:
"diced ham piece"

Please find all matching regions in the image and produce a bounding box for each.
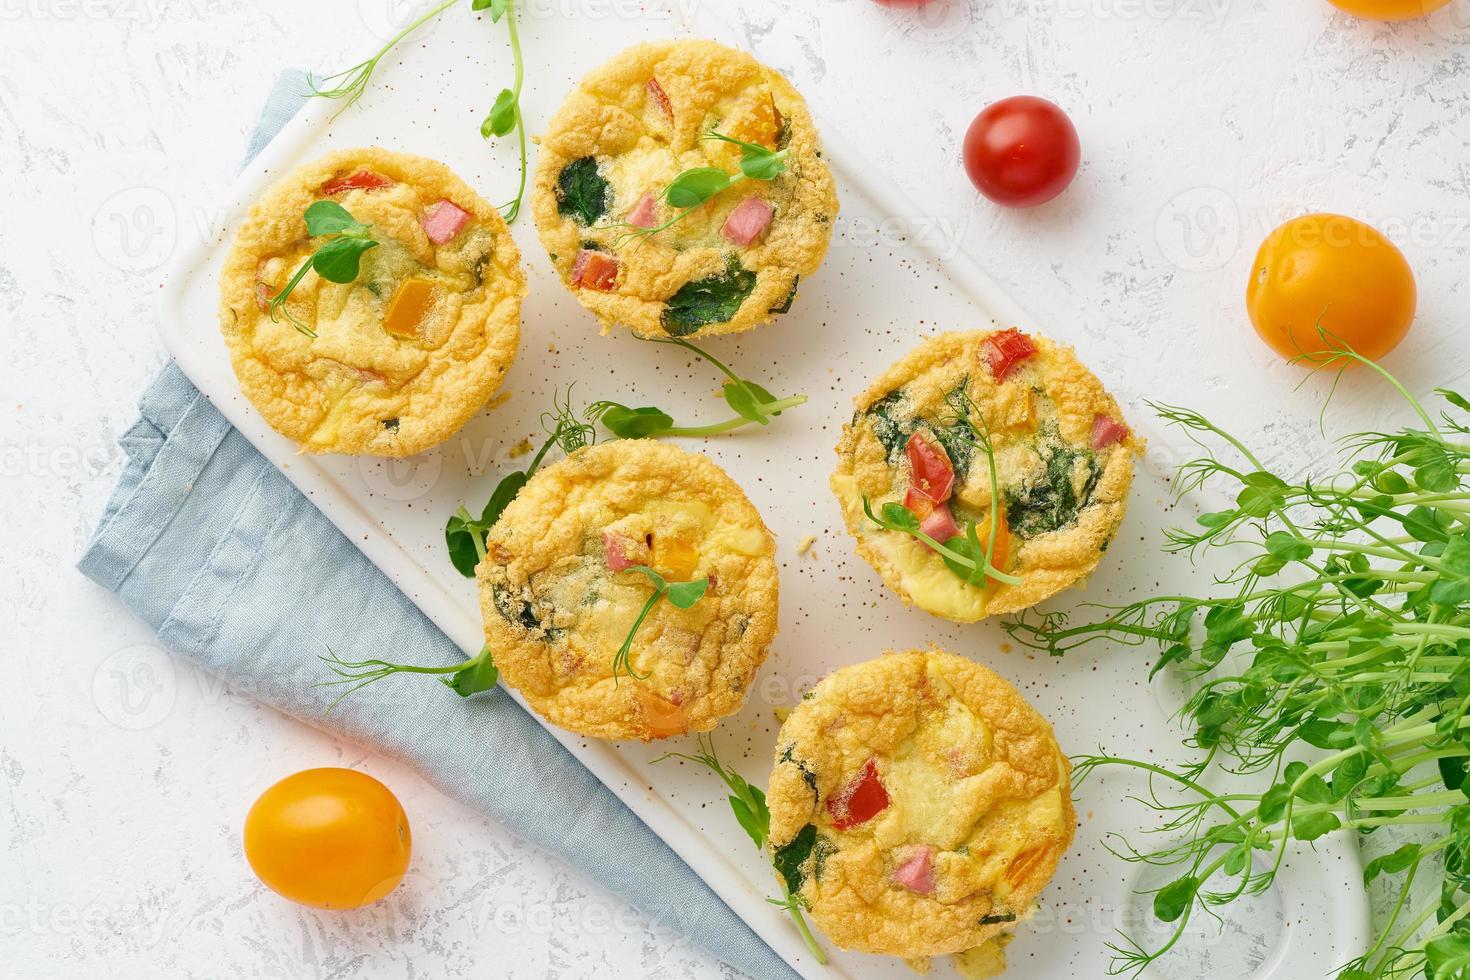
[1091,414,1130,450]
[627,192,659,229]
[919,501,962,545]
[603,532,637,572]
[983,328,1037,381]
[826,759,890,830]
[421,199,471,244]
[320,170,393,196]
[893,846,936,895]
[647,77,674,124]
[255,282,272,311]
[571,249,620,292]
[905,432,955,504]
[722,196,774,246]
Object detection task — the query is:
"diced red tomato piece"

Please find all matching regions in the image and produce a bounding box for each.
[983,328,1037,381]
[826,759,890,830]
[1091,414,1130,449]
[320,170,393,196]
[905,431,954,503]
[627,192,659,229]
[892,845,936,894]
[420,199,471,244]
[903,486,936,520]
[571,249,619,292]
[721,196,774,246]
[647,77,674,125]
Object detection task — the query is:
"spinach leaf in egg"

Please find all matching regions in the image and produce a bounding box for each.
[661,259,757,335]
[556,156,609,226]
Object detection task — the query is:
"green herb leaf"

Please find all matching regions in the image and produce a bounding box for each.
[665,167,735,208]
[1264,531,1312,562]
[1153,876,1200,922]
[312,235,379,283]
[482,87,517,138]
[592,403,675,439]
[305,199,371,237]
[666,577,710,609]
[880,501,921,534]
[443,646,499,697]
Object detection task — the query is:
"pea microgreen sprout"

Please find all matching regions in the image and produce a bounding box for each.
[312,0,530,223]
[611,566,709,684]
[318,643,498,711]
[588,336,807,439]
[613,130,789,247]
[1003,360,1470,980]
[309,0,458,113]
[267,200,379,338]
[473,0,528,222]
[445,388,595,577]
[654,734,828,965]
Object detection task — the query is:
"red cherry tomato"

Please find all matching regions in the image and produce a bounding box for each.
[963,96,1081,208]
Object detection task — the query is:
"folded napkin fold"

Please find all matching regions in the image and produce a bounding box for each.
[78,70,796,980]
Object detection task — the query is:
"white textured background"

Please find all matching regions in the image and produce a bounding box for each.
[3,0,1468,977]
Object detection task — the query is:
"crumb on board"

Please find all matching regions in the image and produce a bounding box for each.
[508,437,535,458]
[774,705,791,724]
[797,534,818,555]
[486,390,512,411]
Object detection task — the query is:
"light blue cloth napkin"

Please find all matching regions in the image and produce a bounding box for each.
[78,71,797,980]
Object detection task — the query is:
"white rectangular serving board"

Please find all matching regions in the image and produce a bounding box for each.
[156,4,1371,977]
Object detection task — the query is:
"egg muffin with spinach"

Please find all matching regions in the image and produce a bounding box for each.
[531,39,838,339]
[478,440,779,741]
[219,147,524,455]
[767,648,1074,959]
[831,329,1139,623]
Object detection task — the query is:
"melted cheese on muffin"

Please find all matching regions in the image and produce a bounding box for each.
[531,39,838,338]
[831,330,1140,622]
[219,147,524,455]
[478,441,779,741]
[766,648,1074,958]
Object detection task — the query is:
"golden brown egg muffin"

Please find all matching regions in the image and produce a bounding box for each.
[219,147,524,455]
[531,39,838,339]
[477,440,779,741]
[766,648,1075,959]
[831,330,1140,623]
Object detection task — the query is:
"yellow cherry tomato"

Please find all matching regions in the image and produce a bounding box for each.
[244,768,411,909]
[1246,213,1416,364]
[1327,0,1451,20]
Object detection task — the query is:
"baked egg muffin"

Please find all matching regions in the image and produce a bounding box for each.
[831,329,1140,623]
[531,39,838,338]
[477,440,778,741]
[219,147,524,455]
[766,648,1075,959]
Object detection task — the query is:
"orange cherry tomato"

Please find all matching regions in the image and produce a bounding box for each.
[1246,213,1416,364]
[244,768,411,909]
[1327,0,1451,20]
